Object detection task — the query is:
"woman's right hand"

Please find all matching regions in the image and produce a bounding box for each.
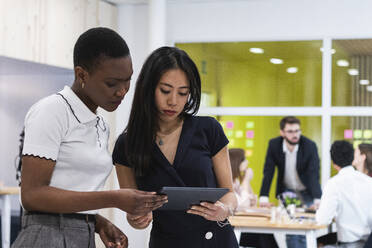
[116,189,167,215]
[127,212,153,229]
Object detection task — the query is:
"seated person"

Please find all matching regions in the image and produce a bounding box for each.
[229,148,257,210]
[316,140,372,248]
[353,143,372,177]
[353,143,372,248]
[229,148,278,248]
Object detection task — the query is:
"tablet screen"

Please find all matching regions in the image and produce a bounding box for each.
[157,187,229,211]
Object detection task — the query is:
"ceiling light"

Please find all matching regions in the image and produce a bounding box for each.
[270,58,283,64]
[320,47,336,54]
[360,79,370,85]
[337,59,349,67]
[348,69,359,76]
[367,86,372,92]
[287,67,298,73]
[249,48,264,54]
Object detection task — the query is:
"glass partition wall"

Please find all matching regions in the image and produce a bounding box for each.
[177,39,372,203]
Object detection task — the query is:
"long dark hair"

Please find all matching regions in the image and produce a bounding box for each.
[358,143,372,174]
[124,46,201,176]
[228,148,245,182]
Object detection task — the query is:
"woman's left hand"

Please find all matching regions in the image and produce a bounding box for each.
[96,214,128,248]
[187,201,230,221]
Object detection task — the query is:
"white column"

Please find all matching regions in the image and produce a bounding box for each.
[148,0,166,53]
[321,37,332,188]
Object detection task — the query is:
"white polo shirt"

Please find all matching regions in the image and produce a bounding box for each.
[22,86,113,214]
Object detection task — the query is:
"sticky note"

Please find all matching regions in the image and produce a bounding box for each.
[226,121,234,129]
[246,140,254,148]
[226,130,234,137]
[353,140,362,149]
[344,129,353,139]
[246,130,254,139]
[364,130,372,139]
[246,121,255,129]
[354,130,363,139]
[245,149,253,157]
[236,130,243,138]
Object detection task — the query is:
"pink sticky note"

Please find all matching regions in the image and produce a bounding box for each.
[344,129,353,139]
[226,121,234,129]
[246,130,254,139]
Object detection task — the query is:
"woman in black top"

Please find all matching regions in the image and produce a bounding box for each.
[113,46,239,248]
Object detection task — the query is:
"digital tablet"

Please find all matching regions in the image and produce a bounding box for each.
[157,187,229,211]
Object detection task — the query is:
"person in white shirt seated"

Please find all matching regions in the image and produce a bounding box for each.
[316,140,372,248]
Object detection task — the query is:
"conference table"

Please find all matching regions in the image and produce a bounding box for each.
[0,186,20,248]
[230,209,334,248]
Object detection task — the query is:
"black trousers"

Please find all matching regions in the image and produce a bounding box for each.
[239,233,278,248]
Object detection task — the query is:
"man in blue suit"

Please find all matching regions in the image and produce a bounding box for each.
[259,116,322,248]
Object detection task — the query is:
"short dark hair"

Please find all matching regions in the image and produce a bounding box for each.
[330,140,354,168]
[125,46,201,176]
[280,116,301,130]
[358,143,372,174]
[73,27,130,72]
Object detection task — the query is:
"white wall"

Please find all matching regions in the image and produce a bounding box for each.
[0,0,117,68]
[167,0,372,43]
[0,56,73,212]
[115,0,372,247]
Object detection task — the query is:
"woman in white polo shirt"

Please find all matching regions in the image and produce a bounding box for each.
[12,27,167,248]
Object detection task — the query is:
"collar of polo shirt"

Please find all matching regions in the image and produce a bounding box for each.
[59,86,97,123]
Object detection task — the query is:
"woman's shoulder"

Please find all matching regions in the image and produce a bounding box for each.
[26,93,68,119]
[113,132,127,149]
[190,115,220,127]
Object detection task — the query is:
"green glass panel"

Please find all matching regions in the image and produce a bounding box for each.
[177,41,322,107]
[332,39,372,106]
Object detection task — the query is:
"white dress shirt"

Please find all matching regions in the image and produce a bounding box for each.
[260,142,306,204]
[282,142,306,191]
[22,86,113,214]
[316,166,372,242]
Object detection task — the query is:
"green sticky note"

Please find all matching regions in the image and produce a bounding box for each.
[364,130,372,139]
[236,130,243,138]
[354,130,363,139]
[353,140,362,149]
[226,130,234,137]
[246,140,254,148]
[246,121,255,129]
